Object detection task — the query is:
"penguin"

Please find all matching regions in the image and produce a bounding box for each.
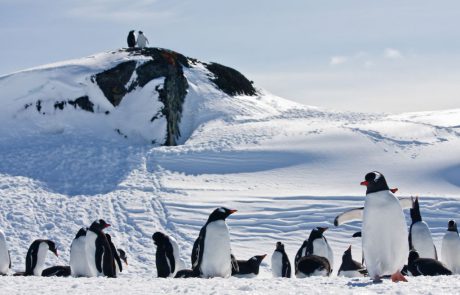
[337,245,367,277]
[294,227,334,273]
[152,232,177,278]
[191,207,237,278]
[136,31,149,49]
[271,242,291,278]
[408,197,437,259]
[296,255,331,278]
[127,30,136,48]
[106,234,123,276]
[231,254,266,278]
[441,220,460,274]
[407,249,451,276]
[360,171,409,282]
[24,240,59,276]
[85,219,114,277]
[41,265,71,277]
[117,248,128,272]
[70,228,91,277]
[0,230,11,275]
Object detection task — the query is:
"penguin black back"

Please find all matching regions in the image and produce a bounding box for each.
[361,171,390,194]
[338,246,366,275]
[42,266,71,277]
[127,30,136,48]
[296,255,331,277]
[152,232,176,278]
[232,254,266,276]
[89,220,114,277]
[106,234,122,274]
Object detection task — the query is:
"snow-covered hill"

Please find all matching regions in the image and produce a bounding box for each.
[0,48,460,294]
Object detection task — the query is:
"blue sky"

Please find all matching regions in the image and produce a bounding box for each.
[1,0,459,112]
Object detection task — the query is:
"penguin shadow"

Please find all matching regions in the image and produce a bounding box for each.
[346,279,376,287]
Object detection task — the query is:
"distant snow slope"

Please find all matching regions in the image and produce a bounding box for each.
[0,49,460,294]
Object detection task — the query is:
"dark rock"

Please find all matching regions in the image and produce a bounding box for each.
[94,60,137,107]
[36,100,42,112]
[67,96,94,112]
[205,62,257,96]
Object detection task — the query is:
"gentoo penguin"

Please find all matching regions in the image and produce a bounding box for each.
[70,228,91,277]
[338,245,367,277]
[85,219,114,277]
[41,265,71,277]
[294,227,334,273]
[24,239,58,276]
[360,171,409,282]
[106,234,123,276]
[191,207,237,278]
[127,30,136,48]
[271,242,291,278]
[441,220,460,274]
[152,232,177,278]
[407,249,451,276]
[117,249,128,270]
[296,255,331,278]
[231,254,267,278]
[409,197,437,259]
[0,230,11,275]
[136,31,149,49]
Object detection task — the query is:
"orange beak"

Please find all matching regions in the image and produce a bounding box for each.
[360,181,368,186]
[228,209,237,214]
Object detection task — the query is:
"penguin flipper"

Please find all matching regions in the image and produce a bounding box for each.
[95,241,103,273]
[230,254,239,274]
[191,227,206,271]
[166,242,176,274]
[8,250,11,269]
[334,207,364,226]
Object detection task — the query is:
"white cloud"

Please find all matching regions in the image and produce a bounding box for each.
[330,56,348,66]
[384,48,403,59]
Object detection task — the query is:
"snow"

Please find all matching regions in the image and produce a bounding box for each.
[0,49,460,293]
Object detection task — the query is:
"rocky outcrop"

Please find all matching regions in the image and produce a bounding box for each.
[205,62,256,96]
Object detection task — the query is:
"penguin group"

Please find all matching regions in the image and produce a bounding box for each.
[127,30,149,49]
[0,219,128,277]
[0,171,458,282]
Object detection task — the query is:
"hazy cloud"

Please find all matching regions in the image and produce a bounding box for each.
[330,56,348,66]
[384,48,403,59]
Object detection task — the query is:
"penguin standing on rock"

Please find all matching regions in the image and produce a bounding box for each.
[296,255,331,277]
[295,227,334,273]
[409,197,437,259]
[338,245,367,277]
[231,254,266,278]
[70,228,91,277]
[127,30,136,48]
[136,31,149,48]
[407,249,451,276]
[0,230,11,275]
[441,220,460,274]
[360,171,408,282]
[271,242,291,278]
[85,219,114,277]
[15,240,58,276]
[191,207,237,278]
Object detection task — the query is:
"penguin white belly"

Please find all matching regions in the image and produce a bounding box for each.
[442,232,460,274]
[85,231,98,277]
[34,243,49,276]
[70,236,91,277]
[0,231,9,274]
[338,270,365,278]
[411,221,436,259]
[313,238,334,268]
[362,191,408,277]
[200,220,232,278]
[170,236,185,276]
[271,252,283,277]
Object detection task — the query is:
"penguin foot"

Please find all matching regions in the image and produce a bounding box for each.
[372,276,383,283]
[391,272,407,283]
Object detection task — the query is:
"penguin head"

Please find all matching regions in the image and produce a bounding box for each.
[152,231,168,245]
[207,207,237,223]
[90,219,111,231]
[408,249,420,265]
[308,227,328,241]
[448,220,458,232]
[360,171,390,194]
[118,249,128,265]
[44,240,59,257]
[130,30,135,33]
[275,241,285,252]
[139,31,143,34]
[247,254,267,272]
